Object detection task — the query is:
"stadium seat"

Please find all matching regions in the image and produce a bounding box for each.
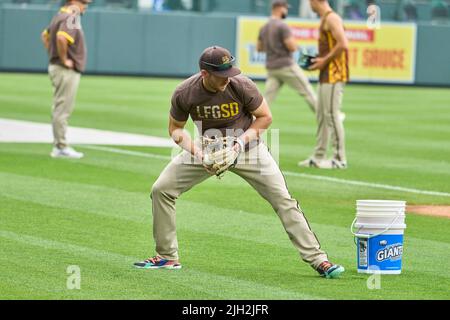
[343,0,364,20]
[431,0,449,23]
[403,0,418,21]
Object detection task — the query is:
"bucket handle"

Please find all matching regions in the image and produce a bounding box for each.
[350,209,403,241]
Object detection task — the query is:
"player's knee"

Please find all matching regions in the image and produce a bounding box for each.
[53,112,69,123]
[268,192,296,212]
[151,179,174,200]
[323,112,333,121]
[151,181,164,198]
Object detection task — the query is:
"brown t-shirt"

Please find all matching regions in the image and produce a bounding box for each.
[258,19,294,69]
[45,7,87,73]
[170,73,264,139]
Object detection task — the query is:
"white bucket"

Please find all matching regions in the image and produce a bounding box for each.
[351,200,407,274]
[357,205,405,211]
[356,200,406,206]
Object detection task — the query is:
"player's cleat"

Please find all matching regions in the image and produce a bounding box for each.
[298,158,320,168]
[298,158,342,169]
[331,159,347,169]
[299,158,347,169]
[50,146,84,159]
[316,261,345,279]
[134,256,182,270]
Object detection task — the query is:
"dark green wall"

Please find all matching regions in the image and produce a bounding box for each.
[0,6,3,69]
[0,5,236,77]
[415,23,450,86]
[0,4,448,86]
[0,6,53,71]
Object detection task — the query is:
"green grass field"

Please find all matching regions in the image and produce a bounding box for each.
[0,72,449,300]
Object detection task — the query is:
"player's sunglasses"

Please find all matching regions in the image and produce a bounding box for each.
[201,56,236,71]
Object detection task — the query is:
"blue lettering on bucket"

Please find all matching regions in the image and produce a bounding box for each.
[357,234,404,272]
[376,243,403,262]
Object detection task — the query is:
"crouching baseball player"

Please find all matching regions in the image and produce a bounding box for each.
[134,46,344,279]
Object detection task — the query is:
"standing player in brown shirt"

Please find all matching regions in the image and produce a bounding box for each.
[257,0,317,112]
[299,0,349,169]
[41,0,91,159]
[134,46,345,279]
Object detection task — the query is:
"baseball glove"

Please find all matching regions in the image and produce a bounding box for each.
[202,136,243,178]
[298,49,317,70]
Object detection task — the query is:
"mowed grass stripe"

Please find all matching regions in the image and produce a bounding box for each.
[1,188,449,299]
[3,143,449,203]
[1,171,449,278]
[0,196,336,299]
[0,230,323,300]
[79,145,450,198]
[1,144,449,227]
[2,189,449,282]
[0,171,348,251]
[2,74,450,299]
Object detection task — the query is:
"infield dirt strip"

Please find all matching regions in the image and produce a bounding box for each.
[406,205,450,219]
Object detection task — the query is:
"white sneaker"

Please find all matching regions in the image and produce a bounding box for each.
[298,158,346,169]
[298,158,317,168]
[331,159,347,169]
[50,146,84,159]
[298,158,326,168]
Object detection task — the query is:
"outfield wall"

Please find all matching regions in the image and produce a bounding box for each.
[415,24,450,86]
[0,4,449,86]
[0,5,236,77]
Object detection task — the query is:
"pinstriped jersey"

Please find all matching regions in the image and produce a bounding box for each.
[318,11,349,84]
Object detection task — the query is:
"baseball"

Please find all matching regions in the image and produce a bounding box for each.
[203,154,214,166]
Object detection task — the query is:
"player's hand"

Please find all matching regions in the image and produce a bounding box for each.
[64,59,74,69]
[309,57,326,71]
[232,137,244,154]
[195,149,215,175]
[201,137,242,178]
[232,141,241,153]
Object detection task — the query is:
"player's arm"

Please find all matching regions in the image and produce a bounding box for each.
[283,36,298,53]
[324,14,349,61]
[256,39,264,52]
[168,115,202,159]
[310,14,348,70]
[41,29,50,50]
[256,28,265,52]
[56,33,74,69]
[237,98,273,147]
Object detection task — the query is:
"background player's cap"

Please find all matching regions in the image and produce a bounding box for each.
[69,0,93,4]
[199,46,241,78]
[272,0,291,8]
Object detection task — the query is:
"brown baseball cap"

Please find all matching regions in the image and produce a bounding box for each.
[199,46,241,78]
[272,0,291,8]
